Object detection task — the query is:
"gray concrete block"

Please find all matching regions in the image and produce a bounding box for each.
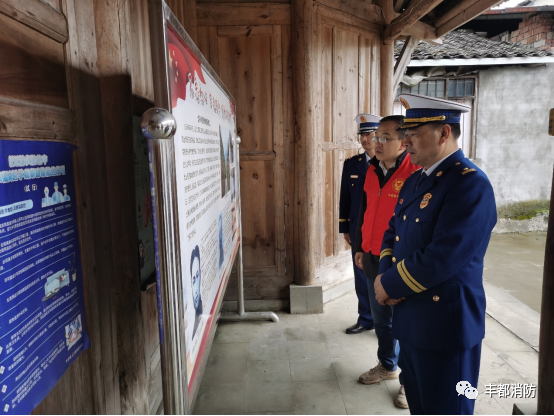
[306,285,324,314]
[290,283,307,314]
[290,283,324,314]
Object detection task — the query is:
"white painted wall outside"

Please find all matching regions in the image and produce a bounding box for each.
[475,64,554,207]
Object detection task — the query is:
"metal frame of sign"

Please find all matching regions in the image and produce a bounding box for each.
[145,1,278,413]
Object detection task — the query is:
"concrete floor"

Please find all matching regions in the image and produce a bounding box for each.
[484,232,546,313]
[193,233,545,414]
[193,297,539,414]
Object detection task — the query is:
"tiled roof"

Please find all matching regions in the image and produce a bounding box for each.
[395,29,553,60]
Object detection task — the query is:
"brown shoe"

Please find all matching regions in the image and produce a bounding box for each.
[358,361,400,385]
[395,385,409,409]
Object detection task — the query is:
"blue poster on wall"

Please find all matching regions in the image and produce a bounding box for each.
[0,140,89,414]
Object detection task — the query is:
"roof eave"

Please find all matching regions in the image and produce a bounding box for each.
[407,56,554,67]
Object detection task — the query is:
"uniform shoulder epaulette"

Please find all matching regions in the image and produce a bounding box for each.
[454,161,477,176]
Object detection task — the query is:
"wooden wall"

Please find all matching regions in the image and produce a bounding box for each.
[313,2,381,291]
[196,5,295,301]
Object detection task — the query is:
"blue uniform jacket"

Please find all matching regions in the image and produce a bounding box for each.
[378,149,497,352]
[339,154,369,235]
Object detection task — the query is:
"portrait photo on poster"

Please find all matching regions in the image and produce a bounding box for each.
[190,245,203,339]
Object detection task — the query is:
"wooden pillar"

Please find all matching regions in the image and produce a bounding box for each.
[292,0,318,286]
[538,168,554,414]
[377,0,395,115]
[92,0,149,413]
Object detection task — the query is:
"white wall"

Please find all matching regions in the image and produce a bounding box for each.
[475,64,554,206]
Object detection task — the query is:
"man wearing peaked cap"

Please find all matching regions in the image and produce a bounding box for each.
[374,94,497,415]
[338,113,381,335]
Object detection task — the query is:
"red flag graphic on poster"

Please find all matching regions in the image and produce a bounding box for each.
[166,25,206,109]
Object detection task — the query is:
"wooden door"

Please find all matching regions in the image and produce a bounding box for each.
[314,6,380,288]
[197,21,294,301]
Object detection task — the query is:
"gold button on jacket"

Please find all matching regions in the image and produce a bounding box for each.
[433,295,440,302]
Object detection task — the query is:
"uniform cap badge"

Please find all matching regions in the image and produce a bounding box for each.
[420,193,432,209]
[360,115,367,123]
[399,97,410,110]
[392,178,405,192]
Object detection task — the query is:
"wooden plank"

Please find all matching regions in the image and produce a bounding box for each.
[392,35,417,93]
[130,0,154,101]
[239,150,276,161]
[333,27,359,145]
[0,0,68,43]
[271,25,286,276]
[91,0,149,412]
[401,19,442,44]
[197,3,291,26]
[225,270,291,300]
[0,13,68,108]
[314,0,382,25]
[217,25,273,37]
[321,141,359,151]
[320,22,333,143]
[436,0,503,37]
[0,96,74,140]
[358,35,373,114]
[198,0,289,3]
[383,0,443,44]
[323,150,334,257]
[370,36,380,114]
[141,286,162,415]
[218,35,273,152]
[51,0,119,413]
[184,0,198,43]
[240,160,276,267]
[281,24,295,277]
[315,3,382,34]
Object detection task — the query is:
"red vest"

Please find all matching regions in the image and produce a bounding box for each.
[361,157,420,254]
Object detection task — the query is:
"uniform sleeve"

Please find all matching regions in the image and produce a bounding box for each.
[339,160,351,234]
[381,174,497,300]
[378,208,397,275]
[354,187,367,253]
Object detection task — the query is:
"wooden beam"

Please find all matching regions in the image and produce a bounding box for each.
[0,0,68,43]
[383,0,443,44]
[0,96,75,140]
[377,0,395,115]
[436,0,503,37]
[292,0,317,286]
[314,0,382,26]
[434,0,480,28]
[401,19,442,44]
[538,167,554,414]
[392,36,418,94]
[197,3,291,26]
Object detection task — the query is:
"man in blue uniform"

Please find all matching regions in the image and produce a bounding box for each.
[374,94,497,415]
[339,113,381,334]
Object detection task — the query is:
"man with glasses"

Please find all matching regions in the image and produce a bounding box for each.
[354,115,419,409]
[339,113,381,335]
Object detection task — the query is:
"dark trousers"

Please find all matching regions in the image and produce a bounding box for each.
[362,252,399,372]
[350,237,373,328]
[399,341,482,415]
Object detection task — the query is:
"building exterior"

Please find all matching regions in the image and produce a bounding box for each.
[395,25,554,207]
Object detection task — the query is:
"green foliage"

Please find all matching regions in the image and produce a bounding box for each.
[497,200,550,221]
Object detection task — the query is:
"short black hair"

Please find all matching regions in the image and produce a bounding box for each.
[428,122,461,140]
[190,245,200,277]
[379,115,406,138]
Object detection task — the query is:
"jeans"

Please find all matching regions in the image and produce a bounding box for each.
[363,252,399,372]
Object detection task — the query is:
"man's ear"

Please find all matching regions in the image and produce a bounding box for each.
[438,124,451,144]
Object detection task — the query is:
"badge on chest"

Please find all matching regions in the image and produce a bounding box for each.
[420,193,432,209]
